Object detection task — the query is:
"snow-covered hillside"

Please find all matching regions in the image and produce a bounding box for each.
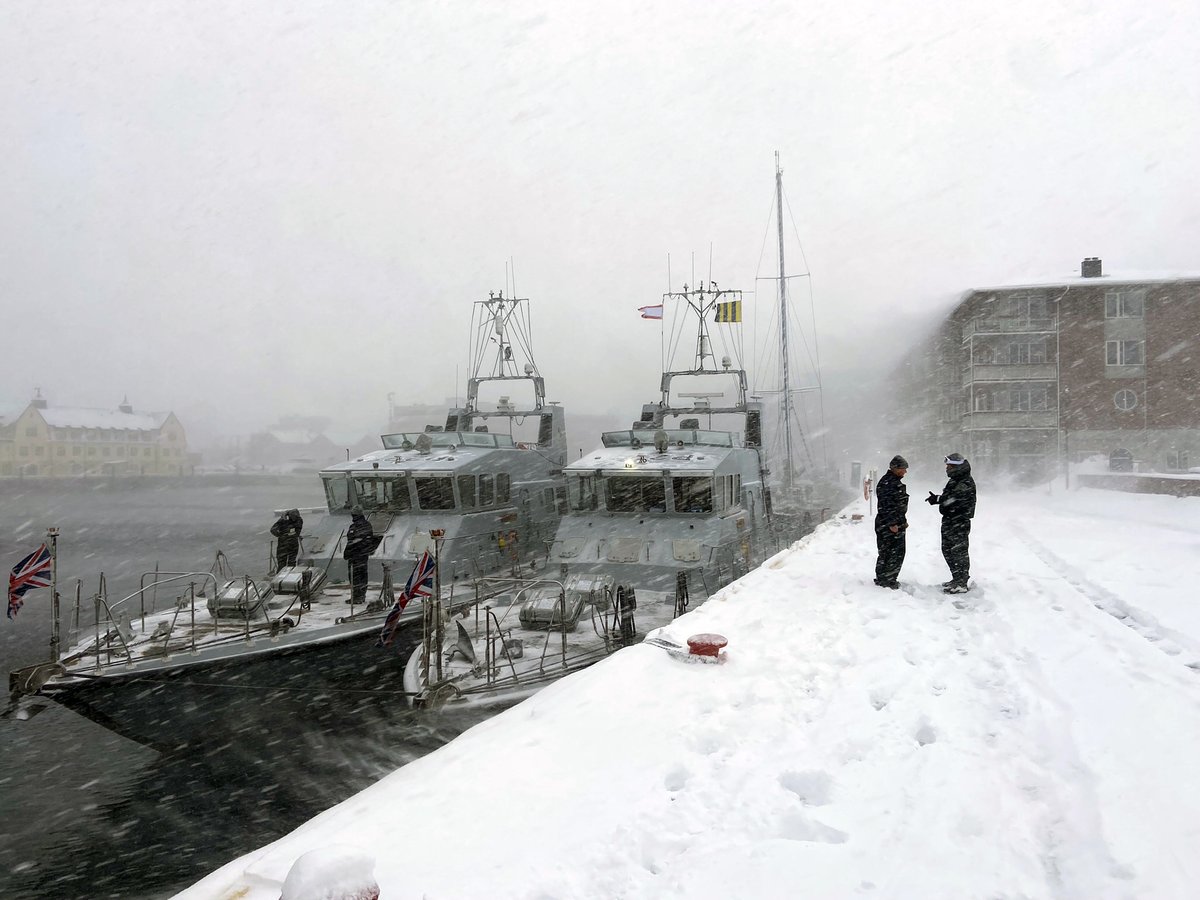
[178,485,1200,900]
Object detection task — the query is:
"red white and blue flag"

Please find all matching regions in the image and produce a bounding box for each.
[8,543,52,620]
[638,304,664,320]
[379,550,436,647]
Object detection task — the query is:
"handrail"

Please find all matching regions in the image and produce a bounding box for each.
[129,572,222,631]
[90,594,134,671]
[484,607,520,686]
[535,588,569,673]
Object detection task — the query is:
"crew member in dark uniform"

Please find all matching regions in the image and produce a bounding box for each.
[343,508,375,605]
[927,452,977,593]
[270,508,304,570]
[873,454,909,589]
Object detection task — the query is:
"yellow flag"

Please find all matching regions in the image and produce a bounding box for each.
[714,300,742,323]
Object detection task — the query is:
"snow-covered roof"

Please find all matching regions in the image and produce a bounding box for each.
[968,269,1200,293]
[568,443,736,473]
[322,443,509,474]
[37,407,171,431]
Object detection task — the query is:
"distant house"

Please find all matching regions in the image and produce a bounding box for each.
[0,391,190,477]
[244,420,340,472]
[891,259,1200,480]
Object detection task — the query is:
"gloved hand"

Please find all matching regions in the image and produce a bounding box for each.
[926,491,940,505]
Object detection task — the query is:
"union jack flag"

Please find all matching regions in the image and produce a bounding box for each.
[8,543,52,620]
[379,550,436,647]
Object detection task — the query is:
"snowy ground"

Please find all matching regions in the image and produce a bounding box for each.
[177,485,1200,900]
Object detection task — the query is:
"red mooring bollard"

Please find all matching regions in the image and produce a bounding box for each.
[686,633,728,659]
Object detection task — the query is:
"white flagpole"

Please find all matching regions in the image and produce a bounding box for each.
[47,526,61,663]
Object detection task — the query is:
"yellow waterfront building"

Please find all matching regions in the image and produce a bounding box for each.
[0,392,190,477]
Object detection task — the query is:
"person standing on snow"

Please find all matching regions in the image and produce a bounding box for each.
[926,452,976,593]
[873,454,909,589]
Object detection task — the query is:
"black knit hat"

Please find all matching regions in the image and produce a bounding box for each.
[944,452,966,466]
[889,455,908,469]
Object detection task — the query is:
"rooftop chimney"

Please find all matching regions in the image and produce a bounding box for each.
[1081,257,1103,278]
[119,395,133,414]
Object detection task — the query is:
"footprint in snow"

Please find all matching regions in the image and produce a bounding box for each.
[663,764,690,792]
[914,720,938,746]
[778,769,833,806]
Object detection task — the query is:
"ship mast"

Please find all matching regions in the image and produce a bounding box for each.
[775,151,794,491]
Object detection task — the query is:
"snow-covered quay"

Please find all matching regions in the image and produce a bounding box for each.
[178,485,1200,900]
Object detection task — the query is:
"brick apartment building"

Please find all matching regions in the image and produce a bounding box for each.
[892,259,1200,481]
[0,391,191,477]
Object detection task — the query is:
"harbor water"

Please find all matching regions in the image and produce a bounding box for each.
[0,475,486,899]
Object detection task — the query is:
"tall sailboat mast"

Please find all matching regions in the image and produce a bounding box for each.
[775,150,794,491]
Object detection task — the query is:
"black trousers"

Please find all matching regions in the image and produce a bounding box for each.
[941,517,972,583]
[275,545,298,570]
[874,522,906,584]
[349,559,369,602]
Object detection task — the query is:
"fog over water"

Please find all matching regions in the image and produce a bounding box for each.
[2,0,1198,459]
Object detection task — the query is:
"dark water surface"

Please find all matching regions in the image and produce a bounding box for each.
[0,476,484,899]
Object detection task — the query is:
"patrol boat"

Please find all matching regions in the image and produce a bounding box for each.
[407,282,791,709]
[7,291,568,749]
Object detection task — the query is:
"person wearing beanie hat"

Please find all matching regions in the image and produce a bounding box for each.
[925,452,977,593]
[873,454,909,589]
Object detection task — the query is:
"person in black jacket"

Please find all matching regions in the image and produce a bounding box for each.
[343,508,375,604]
[926,452,977,593]
[270,508,303,571]
[873,454,909,589]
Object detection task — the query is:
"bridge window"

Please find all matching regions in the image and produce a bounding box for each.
[351,476,412,513]
[568,475,598,511]
[415,476,456,510]
[458,475,476,509]
[672,476,713,513]
[607,476,666,513]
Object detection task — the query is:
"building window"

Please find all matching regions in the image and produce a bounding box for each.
[1166,450,1190,472]
[25,426,37,437]
[1114,389,1138,411]
[1105,289,1145,318]
[1006,339,1047,365]
[1010,387,1050,411]
[1106,340,1144,366]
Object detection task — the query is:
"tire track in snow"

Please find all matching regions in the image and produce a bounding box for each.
[1011,521,1200,672]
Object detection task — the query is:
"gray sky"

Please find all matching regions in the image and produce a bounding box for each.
[2,0,1197,448]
